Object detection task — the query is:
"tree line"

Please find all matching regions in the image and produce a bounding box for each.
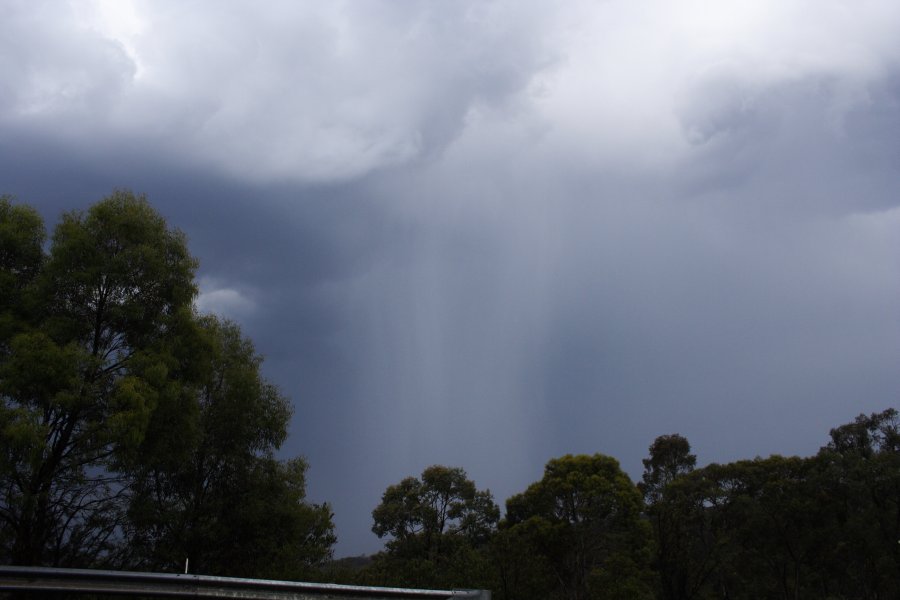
[2,192,898,599]
[348,409,900,600]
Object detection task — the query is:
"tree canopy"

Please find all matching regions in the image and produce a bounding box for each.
[355,411,900,600]
[504,454,654,600]
[366,465,499,588]
[0,191,334,574]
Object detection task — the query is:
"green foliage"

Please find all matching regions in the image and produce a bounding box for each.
[123,316,335,577]
[504,454,654,600]
[487,521,556,600]
[0,195,44,350]
[368,465,499,588]
[373,465,499,557]
[641,434,702,600]
[40,190,197,349]
[813,409,900,598]
[642,412,900,600]
[0,191,334,574]
[0,195,44,279]
[358,410,900,599]
[640,434,695,505]
[0,191,196,566]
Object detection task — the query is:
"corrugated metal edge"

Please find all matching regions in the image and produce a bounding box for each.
[0,566,489,599]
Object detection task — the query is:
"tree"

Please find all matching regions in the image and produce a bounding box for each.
[692,457,825,599]
[0,190,196,566]
[373,465,499,558]
[826,408,900,457]
[123,315,335,577]
[647,444,897,599]
[0,191,335,573]
[0,196,45,351]
[812,409,900,598]
[639,434,698,600]
[639,434,695,505]
[504,454,654,600]
[487,519,556,600]
[368,465,499,588]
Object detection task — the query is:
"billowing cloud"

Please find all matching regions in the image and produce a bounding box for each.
[5,1,899,184]
[2,0,553,182]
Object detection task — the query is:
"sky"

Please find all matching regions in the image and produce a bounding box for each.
[2,0,900,556]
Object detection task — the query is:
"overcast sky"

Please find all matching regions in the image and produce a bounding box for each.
[3,0,900,556]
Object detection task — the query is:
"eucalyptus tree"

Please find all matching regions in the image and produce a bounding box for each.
[504,454,654,600]
[368,465,499,588]
[373,465,499,559]
[0,191,335,575]
[124,315,335,577]
[639,434,699,600]
[0,190,196,566]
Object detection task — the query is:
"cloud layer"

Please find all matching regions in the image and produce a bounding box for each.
[4,0,554,181]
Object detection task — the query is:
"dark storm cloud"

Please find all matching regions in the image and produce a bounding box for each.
[3,0,900,555]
